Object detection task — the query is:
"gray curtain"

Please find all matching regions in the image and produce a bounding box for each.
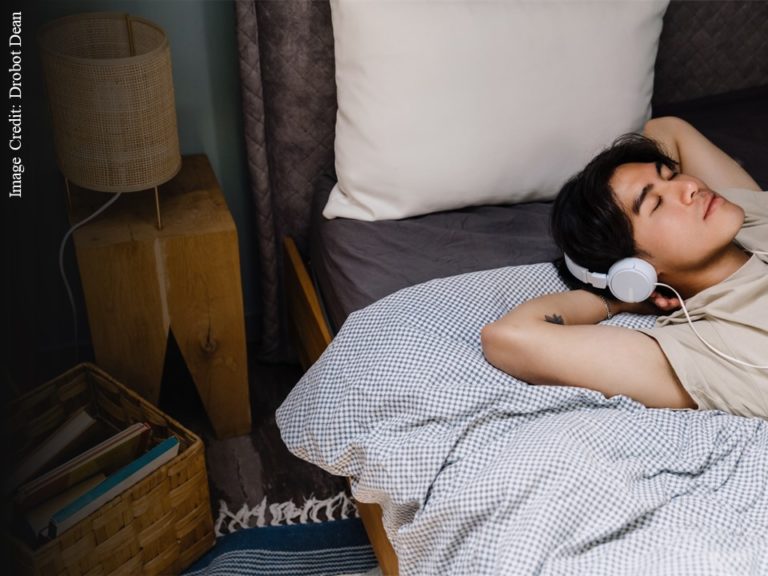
[234,0,767,360]
[235,0,336,360]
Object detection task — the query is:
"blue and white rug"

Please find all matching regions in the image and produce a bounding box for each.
[183,517,379,576]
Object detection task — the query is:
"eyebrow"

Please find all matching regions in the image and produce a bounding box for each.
[631,161,663,215]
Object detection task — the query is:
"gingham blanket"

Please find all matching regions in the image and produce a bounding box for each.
[276,264,768,575]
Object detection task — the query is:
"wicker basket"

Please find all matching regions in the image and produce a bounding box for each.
[8,363,215,576]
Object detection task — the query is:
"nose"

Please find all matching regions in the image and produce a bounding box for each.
[666,177,697,205]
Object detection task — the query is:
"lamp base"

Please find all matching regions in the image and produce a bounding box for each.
[154,186,163,230]
[65,178,163,230]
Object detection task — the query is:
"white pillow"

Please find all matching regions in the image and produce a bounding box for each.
[324,0,669,221]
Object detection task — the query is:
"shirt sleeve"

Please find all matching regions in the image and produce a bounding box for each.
[638,322,768,419]
[718,188,768,257]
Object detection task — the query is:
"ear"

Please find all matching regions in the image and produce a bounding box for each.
[649,290,681,312]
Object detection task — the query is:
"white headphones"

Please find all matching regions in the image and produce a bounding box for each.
[563,253,657,303]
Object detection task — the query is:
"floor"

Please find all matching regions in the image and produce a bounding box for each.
[157,333,351,535]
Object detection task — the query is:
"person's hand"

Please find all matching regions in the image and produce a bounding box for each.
[648,290,682,313]
[613,291,681,316]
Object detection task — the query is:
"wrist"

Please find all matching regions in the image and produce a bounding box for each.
[596,294,614,320]
[614,299,652,315]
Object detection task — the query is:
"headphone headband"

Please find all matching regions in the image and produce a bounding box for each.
[564,254,607,289]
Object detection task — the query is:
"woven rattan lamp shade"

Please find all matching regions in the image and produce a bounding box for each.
[39,13,181,193]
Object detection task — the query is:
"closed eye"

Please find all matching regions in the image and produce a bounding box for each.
[652,197,662,212]
[660,163,679,181]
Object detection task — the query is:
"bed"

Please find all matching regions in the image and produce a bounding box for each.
[271,2,768,574]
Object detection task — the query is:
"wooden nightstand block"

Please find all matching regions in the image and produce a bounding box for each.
[70,154,251,439]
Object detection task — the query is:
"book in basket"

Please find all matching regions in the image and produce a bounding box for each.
[14,422,151,511]
[7,406,102,493]
[47,436,180,538]
[23,473,107,541]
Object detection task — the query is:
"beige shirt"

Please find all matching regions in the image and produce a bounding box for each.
[639,188,768,419]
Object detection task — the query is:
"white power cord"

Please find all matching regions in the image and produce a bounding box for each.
[59,192,123,357]
[657,281,768,370]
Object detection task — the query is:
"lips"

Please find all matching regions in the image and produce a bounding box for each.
[704,193,722,220]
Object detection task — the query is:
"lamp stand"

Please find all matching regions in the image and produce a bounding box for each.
[65,177,72,213]
[64,177,163,231]
[154,186,163,230]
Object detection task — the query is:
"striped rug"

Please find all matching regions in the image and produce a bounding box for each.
[183,518,379,576]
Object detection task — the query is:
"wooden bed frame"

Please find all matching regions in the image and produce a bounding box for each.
[284,237,400,575]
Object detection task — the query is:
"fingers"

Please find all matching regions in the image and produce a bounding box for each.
[649,291,681,311]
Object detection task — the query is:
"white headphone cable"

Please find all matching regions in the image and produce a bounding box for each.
[656,282,768,370]
[59,192,123,359]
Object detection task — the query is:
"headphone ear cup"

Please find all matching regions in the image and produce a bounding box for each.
[607,258,657,302]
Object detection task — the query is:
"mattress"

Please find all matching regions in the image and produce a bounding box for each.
[310,86,768,332]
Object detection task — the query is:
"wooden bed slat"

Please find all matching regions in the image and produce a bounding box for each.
[283,236,333,370]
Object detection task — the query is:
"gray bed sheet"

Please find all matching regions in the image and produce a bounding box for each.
[310,86,768,332]
[309,181,560,332]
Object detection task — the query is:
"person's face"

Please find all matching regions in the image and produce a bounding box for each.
[609,162,745,276]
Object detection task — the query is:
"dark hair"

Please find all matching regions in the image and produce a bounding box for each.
[550,133,678,292]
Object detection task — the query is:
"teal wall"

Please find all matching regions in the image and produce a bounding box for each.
[28,1,256,367]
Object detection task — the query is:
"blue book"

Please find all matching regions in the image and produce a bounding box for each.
[48,436,180,538]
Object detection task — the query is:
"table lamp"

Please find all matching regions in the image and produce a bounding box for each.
[39,12,181,229]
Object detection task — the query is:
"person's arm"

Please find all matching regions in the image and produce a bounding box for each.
[480,290,696,410]
[643,116,761,192]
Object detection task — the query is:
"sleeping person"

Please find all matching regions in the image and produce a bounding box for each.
[481,116,767,419]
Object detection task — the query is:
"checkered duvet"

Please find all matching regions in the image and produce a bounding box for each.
[276,263,768,575]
